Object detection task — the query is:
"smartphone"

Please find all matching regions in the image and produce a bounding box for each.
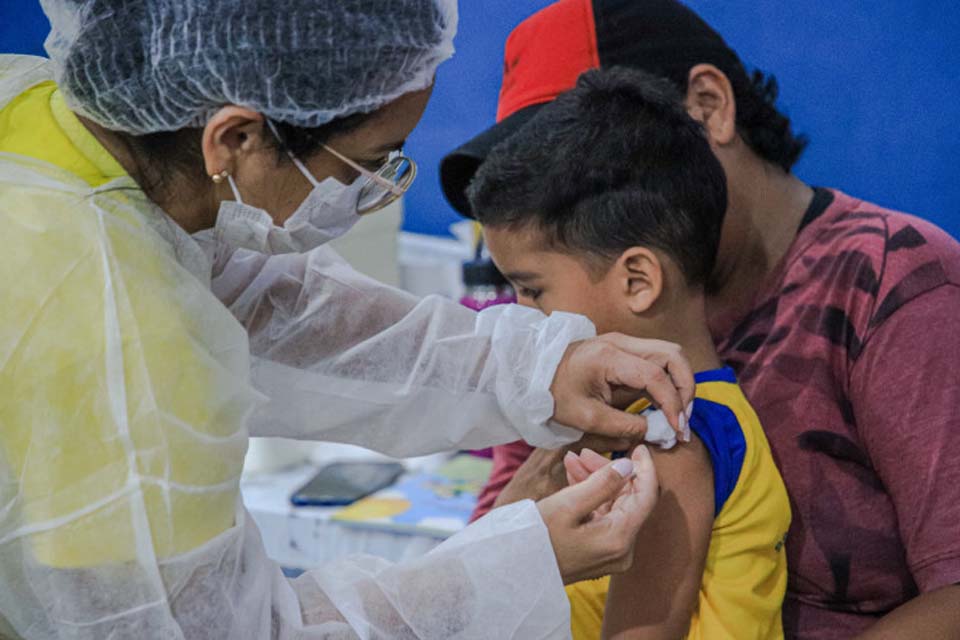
[290,461,405,507]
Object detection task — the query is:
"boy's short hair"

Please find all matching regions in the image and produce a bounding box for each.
[467,66,727,286]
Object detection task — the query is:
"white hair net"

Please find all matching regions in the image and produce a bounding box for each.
[39,0,457,134]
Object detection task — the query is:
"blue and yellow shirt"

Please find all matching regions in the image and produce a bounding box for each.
[567,367,791,640]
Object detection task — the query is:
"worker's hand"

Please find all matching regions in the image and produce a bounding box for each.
[538,446,659,585]
[564,446,622,484]
[563,447,632,518]
[493,435,637,509]
[551,335,695,439]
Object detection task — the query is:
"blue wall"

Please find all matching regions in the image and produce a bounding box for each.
[1,0,48,57]
[5,1,958,239]
[404,1,960,239]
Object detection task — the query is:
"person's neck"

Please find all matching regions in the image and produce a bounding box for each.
[78,116,214,233]
[648,292,723,375]
[706,154,814,334]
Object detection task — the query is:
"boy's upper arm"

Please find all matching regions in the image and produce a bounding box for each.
[602,437,714,640]
[851,284,960,592]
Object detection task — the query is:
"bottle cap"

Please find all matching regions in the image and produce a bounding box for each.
[462,259,510,287]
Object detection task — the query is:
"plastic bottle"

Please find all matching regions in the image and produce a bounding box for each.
[459,259,516,311]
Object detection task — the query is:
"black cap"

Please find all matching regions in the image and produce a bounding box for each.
[440,105,542,219]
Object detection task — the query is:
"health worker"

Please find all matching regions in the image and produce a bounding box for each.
[0,1,695,638]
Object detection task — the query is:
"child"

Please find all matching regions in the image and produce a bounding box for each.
[467,67,791,640]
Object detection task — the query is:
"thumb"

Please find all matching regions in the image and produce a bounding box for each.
[563,458,635,522]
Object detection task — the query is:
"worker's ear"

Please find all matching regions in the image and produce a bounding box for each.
[614,247,663,314]
[201,106,268,178]
[684,63,737,147]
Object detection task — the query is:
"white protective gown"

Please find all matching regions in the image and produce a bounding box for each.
[209,245,587,453]
[0,56,588,639]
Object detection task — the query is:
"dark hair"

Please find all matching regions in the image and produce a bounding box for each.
[116,112,372,203]
[467,67,727,287]
[594,1,807,172]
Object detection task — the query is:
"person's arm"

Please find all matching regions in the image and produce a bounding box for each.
[210,245,694,456]
[852,585,960,640]
[294,456,658,639]
[471,440,535,522]
[849,284,960,638]
[566,441,714,640]
[0,193,664,638]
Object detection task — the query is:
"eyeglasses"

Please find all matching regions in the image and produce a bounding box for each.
[322,144,417,215]
[265,119,417,216]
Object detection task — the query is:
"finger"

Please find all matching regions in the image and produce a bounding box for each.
[597,335,681,360]
[599,335,696,418]
[563,451,589,483]
[579,400,651,439]
[578,447,659,571]
[616,446,659,519]
[563,451,591,485]
[592,503,612,519]
[578,449,624,519]
[564,449,631,520]
[562,459,635,522]
[630,445,657,489]
[597,336,693,394]
[579,448,611,473]
[604,350,686,433]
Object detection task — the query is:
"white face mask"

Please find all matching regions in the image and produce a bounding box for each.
[212,146,365,255]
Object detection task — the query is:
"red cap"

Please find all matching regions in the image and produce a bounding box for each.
[441,0,747,218]
[496,0,600,122]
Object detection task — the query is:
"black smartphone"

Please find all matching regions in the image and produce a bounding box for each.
[290,461,405,507]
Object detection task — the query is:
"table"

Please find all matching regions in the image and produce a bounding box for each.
[241,448,455,571]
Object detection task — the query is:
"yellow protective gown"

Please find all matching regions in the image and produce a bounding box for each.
[0,55,587,639]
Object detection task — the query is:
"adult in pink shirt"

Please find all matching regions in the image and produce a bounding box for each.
[442,1,960,638]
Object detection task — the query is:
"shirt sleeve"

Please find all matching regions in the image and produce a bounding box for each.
[290,500,571,639]
[210,245,589,455]
[849,283,960,592]
[470,441,535,522]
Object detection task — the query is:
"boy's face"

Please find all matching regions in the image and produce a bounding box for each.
[483,224,640,336]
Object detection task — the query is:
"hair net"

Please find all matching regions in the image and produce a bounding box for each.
[39,0,457,134]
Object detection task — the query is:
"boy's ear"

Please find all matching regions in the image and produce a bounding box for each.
[617,247,663,314]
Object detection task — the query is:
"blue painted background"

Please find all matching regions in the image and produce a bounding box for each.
[4,1,958,239]
[406,1,960,238]
[1,0,48,57]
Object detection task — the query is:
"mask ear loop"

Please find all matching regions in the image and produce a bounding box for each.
[265,119,320,188]
[226,174,244,204]
[287,154,321,188]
